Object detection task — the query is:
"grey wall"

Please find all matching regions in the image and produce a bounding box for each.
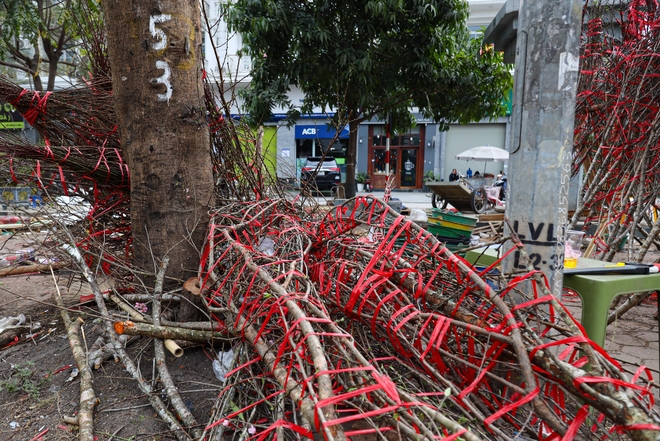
[356,124,370,175]
[275,125,296,180]
[445,123,507,176]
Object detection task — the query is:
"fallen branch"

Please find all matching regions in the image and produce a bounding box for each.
[152,256,202,439]
[117,293,181,303]
[62,243,192,441]
[108,291,183,357]
[113,320,229,344]
[607,290,657,325]
[0,262,65,277]
[52,272,97,441]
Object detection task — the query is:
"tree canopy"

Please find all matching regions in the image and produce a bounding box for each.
[0,0,100,91]
[230,0,513,126]
[228,0,512,196]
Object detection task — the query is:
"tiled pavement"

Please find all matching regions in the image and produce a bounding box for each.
[562,294,660,401]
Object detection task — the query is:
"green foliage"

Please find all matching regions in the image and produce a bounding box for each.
[0,361,48,399]
[424,171,438,182]
[0,0,103,89]
[0,1,39,39]
[228,0,512,128]
[356,171,369,183]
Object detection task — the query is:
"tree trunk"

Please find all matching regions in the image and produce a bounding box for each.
[102,0,215,315]
[46,54,59,91]
[26,47,43,91]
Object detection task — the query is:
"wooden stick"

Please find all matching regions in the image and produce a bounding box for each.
[62,243,191,441]
[118,293,181,303]
[0,262,65,277]
[52,273,97,441]
[114,320,229,344]
[108,292,183,357]
[584,221,607,259]
[152,256,202,439]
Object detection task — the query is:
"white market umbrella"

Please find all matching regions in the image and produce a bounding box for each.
[455,145,509,175]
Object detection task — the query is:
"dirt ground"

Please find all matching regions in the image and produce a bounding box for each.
[0,232,221,441]
[1,229,659,441]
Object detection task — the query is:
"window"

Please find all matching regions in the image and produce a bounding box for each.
[371,125,420,147]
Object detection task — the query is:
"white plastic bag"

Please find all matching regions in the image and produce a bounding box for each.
[409,208,428,223]
[256,237,276,256]
[212,348,235,381]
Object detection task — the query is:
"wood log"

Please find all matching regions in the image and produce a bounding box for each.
[0,263,65,277]
[108,293,183,357]
[119,294,181,303]
[54,293,97,441]
[114,321,229,344]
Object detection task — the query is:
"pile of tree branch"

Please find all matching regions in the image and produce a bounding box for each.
[572,0,660,263]
[191,196,660,440]
[0,5,659,437]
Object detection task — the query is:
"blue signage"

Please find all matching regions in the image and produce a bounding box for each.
[295,124,349,139]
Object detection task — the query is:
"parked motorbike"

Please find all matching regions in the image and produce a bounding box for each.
[471,176,507,214]
[494,175,507,201]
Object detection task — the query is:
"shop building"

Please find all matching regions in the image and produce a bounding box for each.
[205,0,510,191]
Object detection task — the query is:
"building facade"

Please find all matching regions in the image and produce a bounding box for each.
[203,0,510,190]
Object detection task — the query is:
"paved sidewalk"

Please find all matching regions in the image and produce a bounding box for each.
[563,296,660,378]
[358,190,434,210]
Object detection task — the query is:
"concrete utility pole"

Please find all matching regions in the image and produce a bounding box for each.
[436,130,446,181]
[503,0,582,298]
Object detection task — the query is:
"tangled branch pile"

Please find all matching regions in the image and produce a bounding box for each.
[190,195,660,440]
[572,0,660,262]
[0,3,659,438]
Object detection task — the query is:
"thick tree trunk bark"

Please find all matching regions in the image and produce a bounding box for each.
[47,58,59,91]
[102,0,214,300]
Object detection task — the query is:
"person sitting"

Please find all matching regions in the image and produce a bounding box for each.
[474,171,481,178]
[449,169,460,182]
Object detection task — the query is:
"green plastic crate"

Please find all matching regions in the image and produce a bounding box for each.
[427,224,471,241]
[431,209,478,228]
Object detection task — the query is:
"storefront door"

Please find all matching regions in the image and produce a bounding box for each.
[368,125,423,189]
[399,148,418,188]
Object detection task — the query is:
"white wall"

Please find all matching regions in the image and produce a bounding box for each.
[445,123,506,177]
[468,0,507,27]
[202,0,251,83]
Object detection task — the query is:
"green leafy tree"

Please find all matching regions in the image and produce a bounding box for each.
[228,0,512,197]
[0,0,100,91]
